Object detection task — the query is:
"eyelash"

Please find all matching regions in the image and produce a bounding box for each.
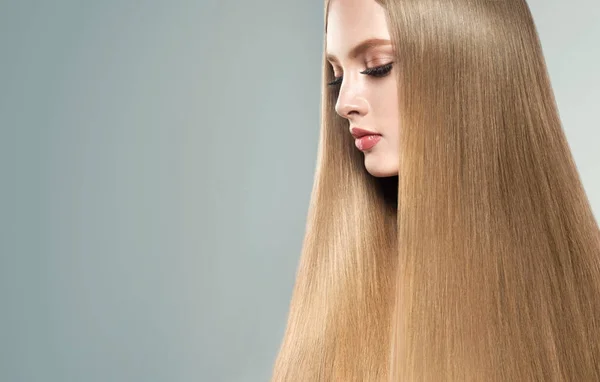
[327,62,394,87]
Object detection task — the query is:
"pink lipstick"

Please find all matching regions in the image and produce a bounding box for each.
[355,135,381,150]
[350,127,382,151]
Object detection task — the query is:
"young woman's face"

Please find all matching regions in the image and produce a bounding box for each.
[326,0,400,177]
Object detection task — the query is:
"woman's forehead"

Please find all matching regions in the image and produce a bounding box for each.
[326,0,390,60]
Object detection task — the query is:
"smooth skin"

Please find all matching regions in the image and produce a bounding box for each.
[326,0,400,177]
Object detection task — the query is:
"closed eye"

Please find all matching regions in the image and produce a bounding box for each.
[327,62,393,87]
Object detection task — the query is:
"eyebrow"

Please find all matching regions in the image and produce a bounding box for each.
[326,38,392,63]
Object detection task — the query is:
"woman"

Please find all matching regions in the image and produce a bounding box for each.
[273,0,600,380]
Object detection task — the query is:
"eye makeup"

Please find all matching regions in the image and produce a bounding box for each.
[327,62,394,87]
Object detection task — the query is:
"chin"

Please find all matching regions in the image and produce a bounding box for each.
[366,168,398,177]
[363,154,399,177]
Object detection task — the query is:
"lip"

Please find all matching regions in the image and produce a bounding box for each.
[350,127,381,139]
[355,135,382,151]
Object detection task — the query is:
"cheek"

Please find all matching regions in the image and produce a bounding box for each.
[372,80,400,136]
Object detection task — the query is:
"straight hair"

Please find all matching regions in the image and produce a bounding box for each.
[272,0,600,380]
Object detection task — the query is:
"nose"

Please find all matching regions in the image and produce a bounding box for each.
[334,80,368,119]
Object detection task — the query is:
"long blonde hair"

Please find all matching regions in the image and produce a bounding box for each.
[272,0,600,380]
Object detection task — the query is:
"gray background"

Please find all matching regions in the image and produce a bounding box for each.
[0,1,598,381]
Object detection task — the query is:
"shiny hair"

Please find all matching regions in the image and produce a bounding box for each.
[272,0,600,380]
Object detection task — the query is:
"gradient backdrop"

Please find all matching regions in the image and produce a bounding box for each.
[1,1,599,381]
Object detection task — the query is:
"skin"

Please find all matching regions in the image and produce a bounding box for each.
[326,0,400,177]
